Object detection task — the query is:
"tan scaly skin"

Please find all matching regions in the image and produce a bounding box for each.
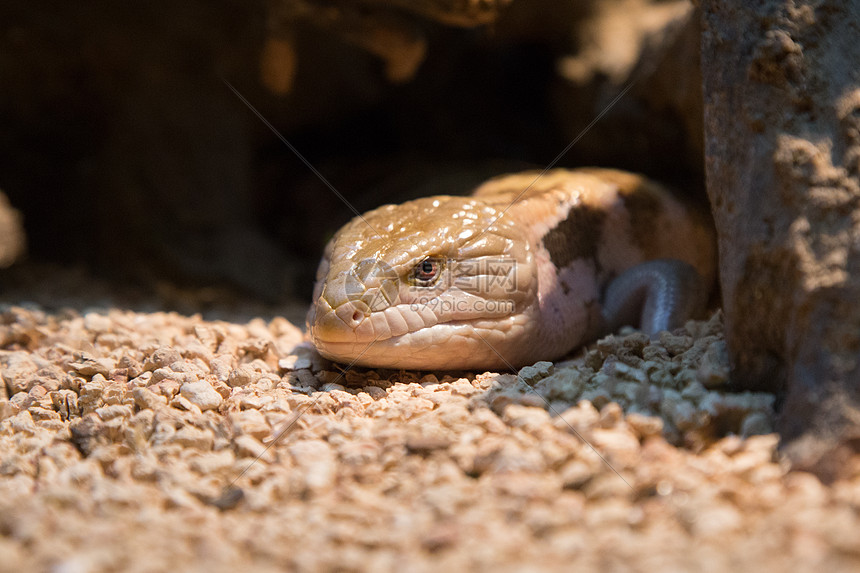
[307,168,716,370]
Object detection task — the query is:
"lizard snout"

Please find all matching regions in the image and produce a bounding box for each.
[308,298,370,343]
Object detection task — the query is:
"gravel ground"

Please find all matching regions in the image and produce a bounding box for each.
[1,301,860,572]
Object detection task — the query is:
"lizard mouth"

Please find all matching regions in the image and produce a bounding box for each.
[311,325,518,371]
[308,291,536,370]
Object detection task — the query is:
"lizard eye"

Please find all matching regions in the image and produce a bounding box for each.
[410,257,443,286]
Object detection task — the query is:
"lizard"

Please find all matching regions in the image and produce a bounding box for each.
[307,168,716,370]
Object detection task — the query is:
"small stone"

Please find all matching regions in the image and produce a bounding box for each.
[69,356,115,377]
[169,426,215,450]
[128,372,152,388]
[83,312,112,332]
[741,412,773,437]
[278,355,311,371]
[210,355,233,382]
[232,409,271,440]
[179,381,223,411]
[626,412,664,438]
[27,406,59,421]
[659,332,694,355]
[289,439,336,493]
[233,434,273,462]
[10,410,36,434]
[151,367,197,385]
[102,382,130,406]
[580,388,611,411]
[227,366,257,388]
[680,381,708,405]
[182,339,213,361]
[316,371,343,386]
[669,399,701,432]
[149,379,180,399]
[118,356,144,379]
[598,402,624,428]
[108,368,128,384]
[133,387,167,411]
[189,450,235,474]
[292,369,320,389]
[697,340,730,388]
[50,390,79,420]
[238,338,270,359]
[518,361,553,385]
[0,399,18,421]
[691,503,743,536]
[611,381,640,404]
[503,404,551,431]
[211,379,232,400]
[590,427,640,463]
[25,384,50,409]
[170,395,201,413]
[621,331,650,354]
[450,379,481,398]
[144,347,182,371]
[560,459,594,489]
[612,362,647,384]
[419,374,439,385]
[584,349,606,370]
[362,386,387,400]
[642,345,670,361]
[9,391,27,408]
[95,404,134,421]
[0,353,38,394]
[555,401,600,433]
[278,346,315,371]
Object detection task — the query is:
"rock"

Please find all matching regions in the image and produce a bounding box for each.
[133,387,167,411]
[227,366,257,388]
[0,352,40,394]
[278,354,312,371]
[518,361,554,385]
[144,347,182,371]
[179,381,223,411]
[0,399,18,422]
[289,439,337,493]
[741,412,773,437]
[168,426,215,450]
[696,340,730,388]
[233,434,272,462]
[702,0,860,479]
[626,412,664,439]
[9,410,36,434]
[69,356,115,377]
[95,405,134,421]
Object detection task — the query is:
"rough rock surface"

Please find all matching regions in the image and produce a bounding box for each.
[702,1,860,479]
[1,304,860,571]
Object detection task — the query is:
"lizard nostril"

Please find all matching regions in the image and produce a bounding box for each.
[332,301,370,331]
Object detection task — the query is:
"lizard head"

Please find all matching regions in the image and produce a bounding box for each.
[307,195,537,370]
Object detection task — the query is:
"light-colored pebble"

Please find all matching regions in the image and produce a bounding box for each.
[179,381,223,411]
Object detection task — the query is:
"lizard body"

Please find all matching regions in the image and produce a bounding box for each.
[307,168,716,370]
